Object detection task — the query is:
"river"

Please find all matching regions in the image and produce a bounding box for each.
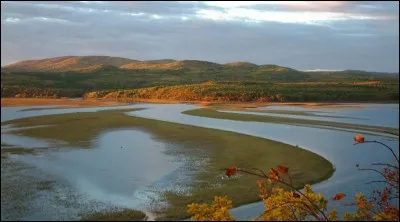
[1,103,398,220]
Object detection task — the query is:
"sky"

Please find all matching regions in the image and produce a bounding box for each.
[1,1,399,72]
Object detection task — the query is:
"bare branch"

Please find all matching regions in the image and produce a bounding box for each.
[357,168,387,179]
[371,163,399,169]
[365,180,394,186]
[354,141,399,164]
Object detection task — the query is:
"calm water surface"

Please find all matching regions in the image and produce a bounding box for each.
[247,104,399,128]
[1,103,399,220]
[11,129,183,208]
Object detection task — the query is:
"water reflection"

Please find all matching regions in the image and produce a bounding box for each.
[11,129,183,212]
[1,103,399,220]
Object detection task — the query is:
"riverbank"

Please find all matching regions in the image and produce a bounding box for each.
[2,97,398,109]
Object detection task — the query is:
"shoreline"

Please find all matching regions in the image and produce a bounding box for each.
[1,97,399,108]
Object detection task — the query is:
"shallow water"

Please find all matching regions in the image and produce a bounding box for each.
[1,154,124,221]
[249,104,399,128]
[1,133,53,149]
[129,104,399,219]
[12,129,183,210]
[1,103,399,220]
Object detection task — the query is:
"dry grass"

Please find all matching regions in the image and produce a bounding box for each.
[80,209,148,221]
[278,81,381,86]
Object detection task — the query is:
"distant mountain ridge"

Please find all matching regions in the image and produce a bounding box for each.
[1,56,302,73]
[4,56,396,75]
[3,56,136,72]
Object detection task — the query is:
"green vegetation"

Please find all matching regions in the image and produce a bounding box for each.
[84,81,399,103]
[80,209,148,221]
[2,109,334,220]
[182,108,399,136]
[1,56,398,102]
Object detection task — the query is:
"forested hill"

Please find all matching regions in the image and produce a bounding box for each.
[1,56,399,102]
[2,55,302,74]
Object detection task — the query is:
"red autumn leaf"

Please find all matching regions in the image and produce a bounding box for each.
[225,166,238,177]
[292,192,300,198]
[353,134,365,143]
[383,206,399,217]
[332,193,346,201]
[276,165,289,174]
[257,180,265,188]
[269,168,280,181]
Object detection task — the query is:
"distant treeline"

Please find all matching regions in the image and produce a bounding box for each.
[81,81,399,102]
[1,66,399,102]
[2,81,398,102]
[1,86,84,98]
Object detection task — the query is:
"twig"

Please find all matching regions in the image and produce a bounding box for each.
[365,180,396,187]
[261,200,323,221]
[354,141,399,164]
[371,163,399,170]
[357,168,387,180]
[288,205,300,221]
[251,167,269,178]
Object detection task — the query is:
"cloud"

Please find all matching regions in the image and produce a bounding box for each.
[198,1,397,24]
[1,1,399,72]
[195,8,384,25]
[202,1,347,11]
[2,15,73,24]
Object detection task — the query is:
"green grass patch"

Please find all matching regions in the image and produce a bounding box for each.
[183,108,399,136]
[80,209,148,221]
[2,108,334,220]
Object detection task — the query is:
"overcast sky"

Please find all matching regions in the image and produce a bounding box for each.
[1,1,399,72]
